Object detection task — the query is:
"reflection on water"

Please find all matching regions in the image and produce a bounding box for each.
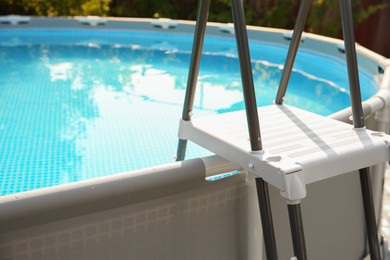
[0,36,378,195]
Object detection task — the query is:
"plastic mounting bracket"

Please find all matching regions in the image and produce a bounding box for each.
[280,167,307,201]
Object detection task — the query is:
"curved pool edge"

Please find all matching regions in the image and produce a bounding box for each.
[0,15,389,209]
[0,155,240,225]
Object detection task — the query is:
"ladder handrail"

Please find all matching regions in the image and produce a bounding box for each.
[176,0,211,162]
[340,0,381,258]
[176,0,279,259]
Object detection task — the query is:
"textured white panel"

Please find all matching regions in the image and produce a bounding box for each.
[179,104,390,194]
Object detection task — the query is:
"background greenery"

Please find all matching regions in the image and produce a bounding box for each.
[0,0,388,38]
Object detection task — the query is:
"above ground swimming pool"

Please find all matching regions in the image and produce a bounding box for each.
[0,17,390,260]
[0,27,380,196]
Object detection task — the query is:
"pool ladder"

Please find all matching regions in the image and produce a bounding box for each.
[176,0,382,259]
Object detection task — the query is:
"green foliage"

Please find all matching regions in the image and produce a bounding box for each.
[110,0,181,18]
[251,0,297,29]
[307,0,388,37]
[206,0,232,23]
[0,0,387,38]
[0,0,111,16]
[307,0,341,36]
[356,2,388,23]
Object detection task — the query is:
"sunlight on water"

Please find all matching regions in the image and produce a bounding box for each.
[0,30,379,195]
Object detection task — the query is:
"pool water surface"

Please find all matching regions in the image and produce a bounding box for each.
[0,29,379,195]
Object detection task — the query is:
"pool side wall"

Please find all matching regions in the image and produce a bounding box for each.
[0,17,389,260]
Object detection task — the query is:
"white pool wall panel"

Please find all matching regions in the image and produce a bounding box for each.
[0,157,251,260]
[0,164,368,260]
[0,17,389,260]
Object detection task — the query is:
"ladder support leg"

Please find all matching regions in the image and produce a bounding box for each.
[275,0,313,104]
[287,202,307,260]
[230,0,277,258]
[256,178,279,260]
[340,0,381,258]
[176,139,188,162]
[339,0,364,128]
[176,0,211,161]
[359,168,381,259]
[230,0,262,151]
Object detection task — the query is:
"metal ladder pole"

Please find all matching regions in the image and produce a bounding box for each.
[273,0,312,258]
[275,0,313,105]
[339,0,381,258]
[231,0,278,259]
[287,202,307,260]
[176,0,211,161]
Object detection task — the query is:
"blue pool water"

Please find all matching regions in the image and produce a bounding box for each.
[0,29,378,195]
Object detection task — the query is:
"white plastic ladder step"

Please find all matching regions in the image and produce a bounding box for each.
[179,104,390,199]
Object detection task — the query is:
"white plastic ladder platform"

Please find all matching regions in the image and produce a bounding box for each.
[179,104,390,201]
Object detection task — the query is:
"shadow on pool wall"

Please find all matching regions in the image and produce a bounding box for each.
[0,17,389,260]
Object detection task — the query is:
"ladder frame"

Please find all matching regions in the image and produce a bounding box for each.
[176,0,381,259]
[276,0,381,258]
[176,0,279,258]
